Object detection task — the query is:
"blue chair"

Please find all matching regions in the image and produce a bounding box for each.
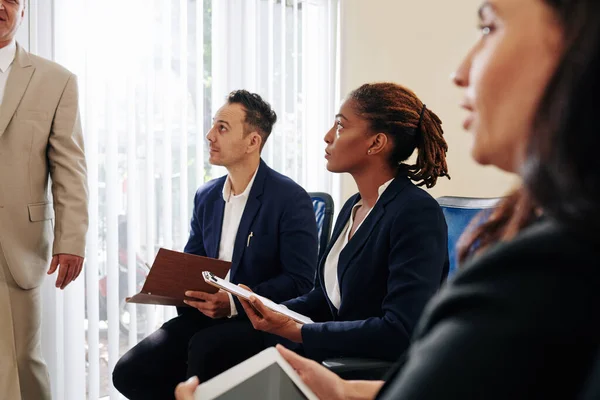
[436,196,502,278]
[309,192,334,261]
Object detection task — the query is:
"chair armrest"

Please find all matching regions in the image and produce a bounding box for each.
[322,358,394,380]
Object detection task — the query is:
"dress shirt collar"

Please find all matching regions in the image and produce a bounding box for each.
[0,40,17,74]
[222,164,260,202]
[377,178,394,198]
[354,177,394,209]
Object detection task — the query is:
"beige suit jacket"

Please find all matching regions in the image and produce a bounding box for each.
[0,43,88,290]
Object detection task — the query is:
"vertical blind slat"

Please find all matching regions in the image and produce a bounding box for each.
[179,0,189,253]
[84,78,100,400]
[83,0,100,397]
[105,82,121,400]
[144,0,158,335]
[162,0,174,252]
[157,0,175,325]
[126,76,139,347]
[267,0,274,166]
[196,0,205,188]
[280,0,287,176]
[293,0,299,183]
[301,1,308,188]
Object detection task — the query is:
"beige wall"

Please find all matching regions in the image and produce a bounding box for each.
[338,0,517,202]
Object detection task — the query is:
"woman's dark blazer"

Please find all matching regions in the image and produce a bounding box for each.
[283,175,449,361]
[377,219,600,399]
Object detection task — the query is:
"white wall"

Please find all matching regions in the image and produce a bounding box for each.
[338,0,517,202]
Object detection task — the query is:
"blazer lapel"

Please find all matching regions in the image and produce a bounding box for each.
[229,160,268,280]
[315,196,358,316]
[337,176,411,284]
[210,197,225,259]
[326,195,358,259]
[0,43,35,138]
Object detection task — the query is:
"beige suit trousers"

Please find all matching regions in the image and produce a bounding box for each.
[0,247,51,400]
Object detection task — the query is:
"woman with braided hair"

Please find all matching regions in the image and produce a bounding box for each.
[225,82,452,364]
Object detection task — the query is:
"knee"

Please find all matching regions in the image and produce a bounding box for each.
[188,329,216,360]
[112,352,136,393]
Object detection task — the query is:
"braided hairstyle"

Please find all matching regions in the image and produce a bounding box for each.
[349,83,450,188]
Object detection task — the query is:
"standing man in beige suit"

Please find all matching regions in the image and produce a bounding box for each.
[0,1,88,399]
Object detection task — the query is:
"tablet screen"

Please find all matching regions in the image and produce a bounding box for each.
[213,363,308,400]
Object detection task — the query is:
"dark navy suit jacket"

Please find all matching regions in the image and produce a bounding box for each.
[283,175,449,361]
[183,159,318,311]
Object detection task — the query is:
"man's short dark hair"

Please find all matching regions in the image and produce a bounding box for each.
[227,90,277,148]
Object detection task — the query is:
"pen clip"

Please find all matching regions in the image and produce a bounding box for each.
[247,232,254,247]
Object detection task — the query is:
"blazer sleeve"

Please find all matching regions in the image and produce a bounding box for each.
[376,244,599,399]
[300,199,448,361]
[248,187,318,303]
[183,190,208,257]
[48,74,89,257]
[283,278,332,322]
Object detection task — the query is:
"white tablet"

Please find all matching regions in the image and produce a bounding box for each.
[202,271,314,325]
[194,347,319,400]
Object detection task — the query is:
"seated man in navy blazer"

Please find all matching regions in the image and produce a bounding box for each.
[113,90,318,400]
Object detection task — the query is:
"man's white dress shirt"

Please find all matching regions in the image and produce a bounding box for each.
[218,166,259,317]
[0,40,17,104]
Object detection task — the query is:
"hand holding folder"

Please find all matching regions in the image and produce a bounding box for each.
[126,248,231,307]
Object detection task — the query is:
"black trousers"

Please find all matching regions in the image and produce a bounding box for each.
[112,310,266,400]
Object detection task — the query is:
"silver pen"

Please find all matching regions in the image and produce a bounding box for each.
[247,232,254,247]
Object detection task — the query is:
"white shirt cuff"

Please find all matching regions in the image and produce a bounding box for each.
[227,292,238,318]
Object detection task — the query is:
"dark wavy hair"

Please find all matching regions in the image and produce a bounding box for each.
[459,0,600,263]
[227,90,277,149]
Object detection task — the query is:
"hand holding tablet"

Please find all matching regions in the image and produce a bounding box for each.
[194,347,319,400]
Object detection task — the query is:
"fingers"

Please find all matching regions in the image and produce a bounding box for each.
[248,295,269,316]
[51,255,85,289]
[73,258,84,281]
[184,299,210,311]
[240,298,259,318]
[248,296,286,323]
[175,376,199,400]
[240,298,264,327]
[185,290,213,301]
[55,260,69,289]
[47,255,59,275]
[238,284,253,293]
[62,260,77,290]
[184,297,219,318]
[276,344,314,372]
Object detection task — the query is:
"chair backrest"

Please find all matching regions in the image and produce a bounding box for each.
[436,196,502,278]
[309,192,335,261]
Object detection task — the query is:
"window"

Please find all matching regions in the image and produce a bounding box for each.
[32,0,339,398]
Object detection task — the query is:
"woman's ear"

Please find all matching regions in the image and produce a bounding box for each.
[367,133,389,155]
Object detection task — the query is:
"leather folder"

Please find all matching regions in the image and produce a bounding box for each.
[126,248,231,307]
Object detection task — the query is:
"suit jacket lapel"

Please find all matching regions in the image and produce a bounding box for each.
[230,159,268,280]
[0,43,35,138]
[210,196,225,259]
[316,195,358,316]
[338,176,411,284]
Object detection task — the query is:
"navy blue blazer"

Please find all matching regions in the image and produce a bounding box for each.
[283,175,449,361]
[183,159,318,310]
